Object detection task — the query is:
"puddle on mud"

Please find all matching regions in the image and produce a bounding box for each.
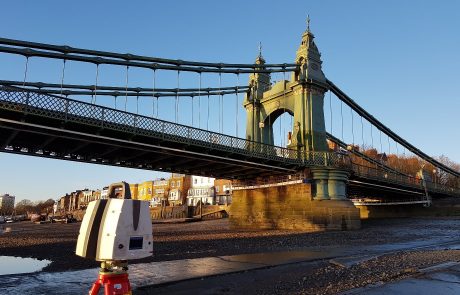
[0,227,12,234]
[0,256,51,275]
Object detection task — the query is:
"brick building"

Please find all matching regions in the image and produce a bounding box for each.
[214,179,232,205]
[151,178,169,207]
[78,189,95,209]
[0,194,15,215]
[68,190,81,211]
[168,174,191,206]
[137,181,154,201]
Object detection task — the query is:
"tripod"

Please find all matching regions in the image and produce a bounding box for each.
[89,261,132,295]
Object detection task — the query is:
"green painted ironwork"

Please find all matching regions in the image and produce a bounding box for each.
[0,86,349,170]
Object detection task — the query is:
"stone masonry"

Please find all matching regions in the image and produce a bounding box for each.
[229,182,360,231]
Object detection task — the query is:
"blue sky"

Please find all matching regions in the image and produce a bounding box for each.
[0,1,459,202]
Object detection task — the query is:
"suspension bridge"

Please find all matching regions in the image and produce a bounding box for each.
[0,22,459,229]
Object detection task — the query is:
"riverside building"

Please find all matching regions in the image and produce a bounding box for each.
[0,193,15,215]
[186,176,215,206]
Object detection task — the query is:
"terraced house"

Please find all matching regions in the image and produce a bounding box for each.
[151,178,169,207]
[214,179,232,205]
[187,176,215,206]
[168,174,191,206]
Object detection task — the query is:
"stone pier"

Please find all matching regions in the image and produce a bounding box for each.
[229,170,361,231]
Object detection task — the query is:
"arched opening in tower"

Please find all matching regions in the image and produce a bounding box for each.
[269,111,294,148]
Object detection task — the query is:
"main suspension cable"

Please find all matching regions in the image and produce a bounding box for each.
[2,80,248,94]
[0,37,298,70]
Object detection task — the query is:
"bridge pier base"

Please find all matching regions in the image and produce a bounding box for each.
[311,168,349,201]
[229,176,360,232]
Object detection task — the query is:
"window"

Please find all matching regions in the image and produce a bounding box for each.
[194,179,198,184]
[177,181,180,187]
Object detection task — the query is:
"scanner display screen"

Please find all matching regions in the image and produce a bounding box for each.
[129,236,143,250]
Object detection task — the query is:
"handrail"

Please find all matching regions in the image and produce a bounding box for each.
[351,162,460,196]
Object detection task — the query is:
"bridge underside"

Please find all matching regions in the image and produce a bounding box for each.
[0,118,299,179]
[0,88,304,179]
[348,178,425,198]
[347,169,458,198]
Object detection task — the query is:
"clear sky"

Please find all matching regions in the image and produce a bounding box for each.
[1,1,459,202]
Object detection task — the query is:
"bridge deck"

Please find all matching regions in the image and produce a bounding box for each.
[0,86,458,197]
[0,86,347,179]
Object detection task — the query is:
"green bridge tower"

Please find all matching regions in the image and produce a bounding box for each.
[244,18,328,152]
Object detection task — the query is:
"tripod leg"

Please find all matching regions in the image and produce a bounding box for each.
[89,279,102,295]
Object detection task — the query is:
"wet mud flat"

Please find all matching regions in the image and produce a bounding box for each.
[137,250,460,295]
[0,217,460,274]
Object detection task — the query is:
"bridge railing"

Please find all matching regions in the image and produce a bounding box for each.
[424,181,460,196]
[351,198,431,206]
[352,163,422,187]
[0,86,350,170]
[351,163,460,196]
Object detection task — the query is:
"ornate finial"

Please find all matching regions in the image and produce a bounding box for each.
[258,41,262,58]
[307,14,310,32]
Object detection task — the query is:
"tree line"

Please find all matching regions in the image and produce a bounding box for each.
[13,198,55,215]
[351,146,460,187]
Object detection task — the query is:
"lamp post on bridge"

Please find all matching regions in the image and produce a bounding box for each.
[259,121,267,154]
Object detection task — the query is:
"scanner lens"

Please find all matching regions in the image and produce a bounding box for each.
[129,236,143,250]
